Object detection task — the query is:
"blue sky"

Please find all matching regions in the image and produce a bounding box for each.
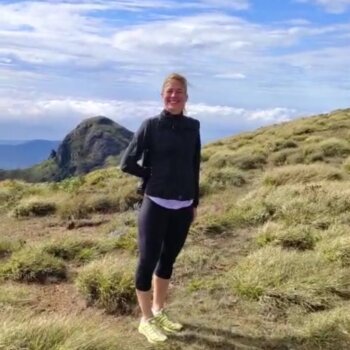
[0,0,349,142]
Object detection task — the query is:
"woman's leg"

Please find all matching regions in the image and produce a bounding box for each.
[152,275,170,313]
[136,197,168,320]
[153,205,193,312]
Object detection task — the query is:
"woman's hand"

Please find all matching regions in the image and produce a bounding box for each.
[192,207,197,222]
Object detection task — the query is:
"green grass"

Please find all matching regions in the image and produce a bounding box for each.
[231,246,349,305]
[2,108,350,349]
[0,314,129,350]
[76,256,136,314]
[0,248,67,283]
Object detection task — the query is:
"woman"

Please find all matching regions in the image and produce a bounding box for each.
[120,73,201,344]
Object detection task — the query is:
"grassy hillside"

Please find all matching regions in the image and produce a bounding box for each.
[1,108,350,349]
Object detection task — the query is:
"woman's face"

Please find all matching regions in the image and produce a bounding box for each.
[161,79,187,115]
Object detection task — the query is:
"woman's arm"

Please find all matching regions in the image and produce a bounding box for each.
[192,126,201,208]
[120,119,151,178]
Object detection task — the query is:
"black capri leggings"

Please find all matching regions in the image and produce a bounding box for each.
[135,196,193,291]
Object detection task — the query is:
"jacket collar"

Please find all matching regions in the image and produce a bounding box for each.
[160,109,184,120]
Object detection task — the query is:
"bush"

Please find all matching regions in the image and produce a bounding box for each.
[0,239,25,258]
[0,314,127,350]
[193,198,275,236]
[343,156,350,173]
[303,138,350,163]
[44,233,137,264]
[76,257,136,314]
[298,306,350,350]
[201,148,216,162]
[0,248,67,283]
[319,138,350,157]
[205,168,246,189]
[0,284,34,307]
[43,239,98,263]
[12,197,56,218]
[85,194,120,213]
[207,148,267,170]
[272,139,298,151]
[57,196,91,220]
[257,183,350,226]
[263,164,343,187]
[231,246,347,303]
[269,149,297,166]
[320,236,350,267]
[256,223,319,251]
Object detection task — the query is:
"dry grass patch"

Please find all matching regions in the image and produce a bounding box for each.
[231,246,349,304]
[203,167,246,191]
[319,236,350,267]
[76,256,136,314]
[11,196,57,218]
[207,147,267,170]
[256,222,319,251]
[0,284,35,307]
[343,156,350,173]
[263,164,343,186]
[0,248,67,283]
[296,306,350,350]
[0,313,129,350]
[0,239,24,259]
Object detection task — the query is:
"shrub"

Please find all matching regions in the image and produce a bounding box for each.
[343,156,350,173]
[44,232,137,264]
[0,314,127,350]
[57,196,91,220]
[258,183,350,226]
[320,236,350,267]
[263,164,343,187]
[201,148,216,162]
[233,152,267,170]
[193,213,233,236]
[0,284,34,307]
[298,306,350,350]
[319,138,350,157]
[205,168,246,189]
[0,239,25,258]
[43,239,98,263]
[269,149,297,166]
[207,148,267,170]
[0,248,67,283]
[256,223,319,251]
[11,197,56,218]
[231,246,347,303]
[76,257,136,314]
[272,139,298,151]
[85,194,120,213]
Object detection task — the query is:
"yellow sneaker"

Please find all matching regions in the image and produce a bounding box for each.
[154,310,183,333]
[138,318,168,344]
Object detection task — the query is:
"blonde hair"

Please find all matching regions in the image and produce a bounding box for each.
[162,73,188,95]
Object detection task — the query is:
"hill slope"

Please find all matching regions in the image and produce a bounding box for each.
[1,107,350,350]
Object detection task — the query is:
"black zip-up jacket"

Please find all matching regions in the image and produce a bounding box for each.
[120,110,201,207]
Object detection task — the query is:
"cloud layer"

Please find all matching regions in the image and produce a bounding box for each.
[0,0,349,141]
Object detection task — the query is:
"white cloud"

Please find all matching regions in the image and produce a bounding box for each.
[296,0,350,13]
[0,0,348,141]
[214,73,246,79]
[0,97,300,141]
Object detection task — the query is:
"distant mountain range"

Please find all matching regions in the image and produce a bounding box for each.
[0,140,60,169]
[0,116,133,182]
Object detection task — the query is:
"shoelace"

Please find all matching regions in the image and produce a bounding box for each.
[157,312,176,327]
[144,320,163,337]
